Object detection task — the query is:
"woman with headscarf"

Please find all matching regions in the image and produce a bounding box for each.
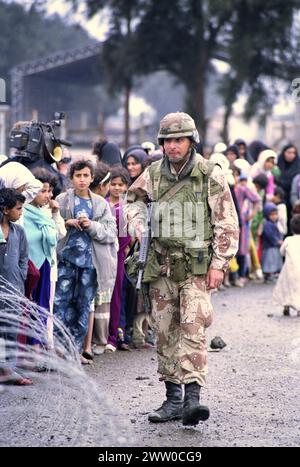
[122,146,153,348]
[249,149,277,201]
[0,162,43,203]
[277,144,300,232]
[248,141,269,163]
[224,144,240,166]
[234,138,254,165]
[0,162,45,359]
[123,148,149,185]
[92,140,122,167]
[0,162,42,246]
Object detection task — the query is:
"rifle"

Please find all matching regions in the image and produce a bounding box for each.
[136,202,153,290]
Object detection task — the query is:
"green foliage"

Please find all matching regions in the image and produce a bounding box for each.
[79,0,145,92]
[71,0,300,140]
[223,0,300,122]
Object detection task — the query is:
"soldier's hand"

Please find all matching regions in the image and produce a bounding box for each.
[206,269,224,290]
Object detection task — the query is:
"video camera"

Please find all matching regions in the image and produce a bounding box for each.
[9,112,72,164]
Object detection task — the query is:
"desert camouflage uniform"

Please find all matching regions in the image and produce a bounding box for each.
[126,150,239,387]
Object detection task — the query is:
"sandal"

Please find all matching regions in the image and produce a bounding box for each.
[93,345,105,355]
[82,351,94,361]
[104,344,116,353]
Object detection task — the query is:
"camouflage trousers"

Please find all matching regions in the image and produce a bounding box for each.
[149,275,213,386]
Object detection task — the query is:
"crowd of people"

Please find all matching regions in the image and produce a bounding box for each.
[0,124,300,388]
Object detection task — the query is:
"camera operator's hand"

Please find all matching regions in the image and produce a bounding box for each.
[65,218,82,231]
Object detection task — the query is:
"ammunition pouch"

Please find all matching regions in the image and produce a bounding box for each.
[154,245,188,282]
[143,248,161,283]
[154,243,212,282]
[187,247,211,276]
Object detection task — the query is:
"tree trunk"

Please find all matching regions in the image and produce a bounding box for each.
[220,105,232,145]
[124,83,131,149]
[185,69,207,146]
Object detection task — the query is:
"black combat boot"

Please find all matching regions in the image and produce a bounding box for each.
[148,381,183,423]
[182,382,210,426]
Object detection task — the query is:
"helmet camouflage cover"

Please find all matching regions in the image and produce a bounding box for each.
[157,112,200,145]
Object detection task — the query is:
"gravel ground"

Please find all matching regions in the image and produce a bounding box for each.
[1,281,299,447]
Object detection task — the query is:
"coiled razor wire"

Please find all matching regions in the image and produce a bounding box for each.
[0,277,130,446]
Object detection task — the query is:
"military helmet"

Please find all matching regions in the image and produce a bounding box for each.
[157,112,200,145]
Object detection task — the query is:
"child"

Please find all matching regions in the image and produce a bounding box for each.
[0,188,32,385]
[273,214,300,316]
[0,188,28,293]
[83,162,114,357]
[250,149,277,201]
[105,167,131,353]
[261,203,283,283]
[23,174,58,351]
[251,174,269,271]
[31,168,67,349]
[54,160,117,364]
[272,186,287,237]
[234,172,260,283]
[90,162,112,197]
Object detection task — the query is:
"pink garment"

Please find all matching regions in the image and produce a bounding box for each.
[250,163,275,198]
[107,201,131,347]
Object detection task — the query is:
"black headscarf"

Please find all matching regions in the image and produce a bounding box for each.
[225,144,240,159]
[277,144,300,195]
[248,140,269,163]
[123,148,149,185]
[93,141,122,166]
[234,138,254,165]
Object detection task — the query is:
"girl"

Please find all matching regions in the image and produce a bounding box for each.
[273,214,300,316]
[23,174,58,350]
[31,168,67,350]
[234,171,260,283]
[105,167,131,352]
[83,162,114,357]
[250,149,277,201]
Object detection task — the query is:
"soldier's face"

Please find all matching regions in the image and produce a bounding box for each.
[163,137,192,164]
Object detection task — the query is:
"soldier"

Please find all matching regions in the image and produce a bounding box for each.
[126,112,239,426]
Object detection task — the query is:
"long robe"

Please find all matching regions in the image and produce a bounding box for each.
[272,235,300,310]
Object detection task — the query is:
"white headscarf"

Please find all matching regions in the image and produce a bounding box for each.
[0,155,8,165]
[257,149,277,171]
[0,161,43,203]
[210,152,235,185]
[233,158,251,176]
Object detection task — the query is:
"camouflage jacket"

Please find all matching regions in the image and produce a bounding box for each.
[126,153,239,272]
